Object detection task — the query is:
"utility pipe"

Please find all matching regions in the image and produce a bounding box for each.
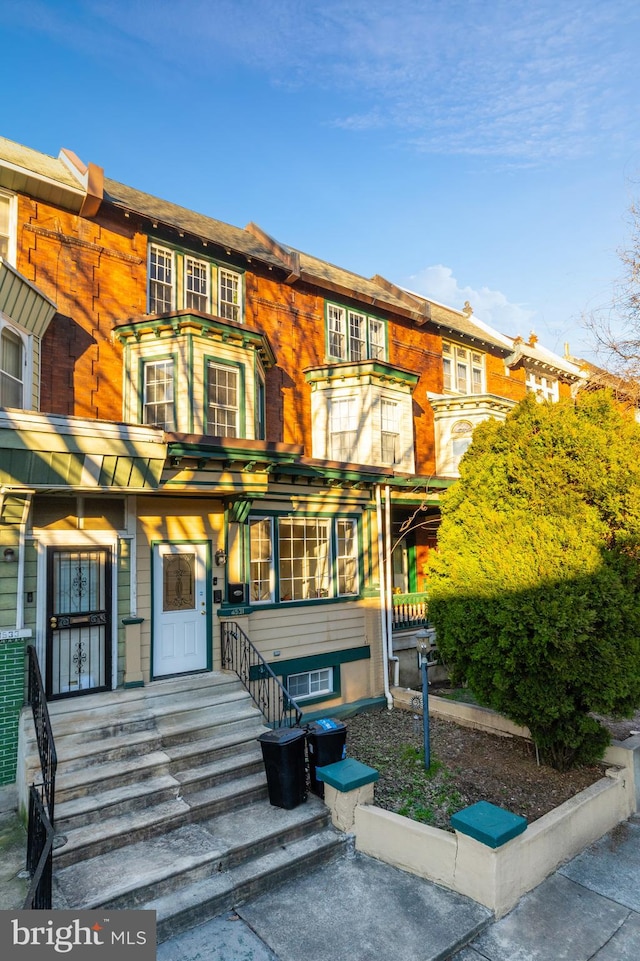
[385,484,400,687]
[375,485,393,710]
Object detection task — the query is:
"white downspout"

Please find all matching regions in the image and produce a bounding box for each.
[16,493,32,631]
[385,484,400,688]
[376,485,393,710]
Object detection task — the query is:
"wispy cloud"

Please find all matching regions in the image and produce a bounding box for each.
[408,264,535,338]
[6,0,640,163]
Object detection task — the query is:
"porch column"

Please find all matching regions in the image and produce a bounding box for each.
[122,616,144,688]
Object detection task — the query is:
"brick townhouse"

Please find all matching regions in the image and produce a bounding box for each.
[0,135,582,786]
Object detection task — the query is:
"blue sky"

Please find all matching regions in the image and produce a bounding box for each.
[3,0,640,361]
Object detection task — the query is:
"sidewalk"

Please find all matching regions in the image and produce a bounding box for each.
[3,779,640,961]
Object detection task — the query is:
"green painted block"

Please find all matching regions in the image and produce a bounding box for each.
[316,758,379,793]
[450,800,527,848]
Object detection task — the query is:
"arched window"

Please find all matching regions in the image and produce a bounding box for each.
[451,420,473,466]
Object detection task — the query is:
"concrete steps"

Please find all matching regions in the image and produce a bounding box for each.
[53,798,345,942]
[34,672,344,934]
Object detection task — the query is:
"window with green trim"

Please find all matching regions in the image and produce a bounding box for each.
[142,358,175,430]
[147,241,243,321]
[206,362,239,437]
[326,303,387,362]
[249,515,359,604]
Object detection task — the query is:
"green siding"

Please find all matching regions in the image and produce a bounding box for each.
[0,639,26,785]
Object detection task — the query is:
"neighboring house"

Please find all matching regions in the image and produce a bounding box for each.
[0,135,583,785]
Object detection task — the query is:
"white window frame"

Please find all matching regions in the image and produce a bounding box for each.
[287,668,334,701]
[148,244,174,314]
[0,190,17,267]
[369,318,385,360]
[330,397,358,462]
[451,420,473,470]
[142,358,175,430]
[327,303,387,362]
[443,342,484,395]
[381,399,400,466]
[249,515,360,604]
[279,517,331,601]
[249,517,275,603]
[526,371,559,402]
[184,256,209,312]
[206,362,239,437]
[335,518,359,596]
[218,267,242,323]
[348,311,366,362]
[328,305,347,360]
[0,323,25,408]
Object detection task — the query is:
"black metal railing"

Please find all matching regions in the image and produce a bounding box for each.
[24,644,58,909]
[221,621,302,728]
[27,644,57,824]
[23,784,54,909]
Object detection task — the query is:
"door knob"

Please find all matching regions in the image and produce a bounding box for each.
[50,617,57,629]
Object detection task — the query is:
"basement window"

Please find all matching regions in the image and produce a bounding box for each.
[286,668,334,700]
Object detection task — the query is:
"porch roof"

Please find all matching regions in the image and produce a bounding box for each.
[0,410,167,491]
[0,259,57,338]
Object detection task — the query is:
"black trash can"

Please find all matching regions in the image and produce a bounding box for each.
[306,718,347,797]
[258,727,307,809]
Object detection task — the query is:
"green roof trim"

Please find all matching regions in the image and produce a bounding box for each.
[113,310,276,368]
[304,359,420,389]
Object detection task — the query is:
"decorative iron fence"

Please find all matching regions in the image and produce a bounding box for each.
[23,784,54,909]
[392,592,429,631]
[221,621,302,728]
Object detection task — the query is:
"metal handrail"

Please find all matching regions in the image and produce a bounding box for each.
[27,644,57,824]
[23,784,54,909]
[221,621,303,727]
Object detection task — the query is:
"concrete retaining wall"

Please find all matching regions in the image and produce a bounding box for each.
[344,689,640,917]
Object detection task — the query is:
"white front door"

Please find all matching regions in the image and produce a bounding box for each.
[153,543,209,677]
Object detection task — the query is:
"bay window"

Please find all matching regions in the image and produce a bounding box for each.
[249,515,360,604]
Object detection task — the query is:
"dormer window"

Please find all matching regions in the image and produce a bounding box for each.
[149,244,174,314]
[326,303,387,362]
[147,242,243,322]
[526,371,559,402]
[218,268,241,322]
[185,257,209,312]
[443,342,484,395]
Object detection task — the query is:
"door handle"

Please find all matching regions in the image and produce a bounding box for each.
[50,617,57,629]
